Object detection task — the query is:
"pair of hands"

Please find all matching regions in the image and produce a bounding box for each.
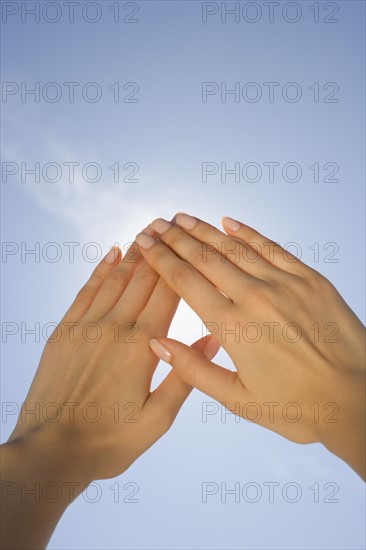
[4,214,365,493]
[2,213,364,549]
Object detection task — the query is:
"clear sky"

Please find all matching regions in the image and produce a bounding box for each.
[1,1,365,549]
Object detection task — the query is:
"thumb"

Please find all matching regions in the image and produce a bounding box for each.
[149,336,240,404]
[190,334,221,359]
[141,335,221,435]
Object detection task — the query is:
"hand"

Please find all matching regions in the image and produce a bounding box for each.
[1,234,220,549]
[7,237,220,480]
[136,214,365,479]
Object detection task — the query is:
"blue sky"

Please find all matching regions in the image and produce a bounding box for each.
[1,1,365,549]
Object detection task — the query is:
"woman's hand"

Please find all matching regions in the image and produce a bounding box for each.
[135,214,365,479]
[1,234,220,549]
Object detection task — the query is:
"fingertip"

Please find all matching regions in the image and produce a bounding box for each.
[202,335,221,360]
[221,216,241,233]
[142,224,155,236]
[171,212,185,224]
[149,338,172,363]
[104,246,121,265]
[135,232,157,250]
[191,334,221,359]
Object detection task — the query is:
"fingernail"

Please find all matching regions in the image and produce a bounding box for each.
[176,213,197,230]
[135,232,156,250]
[171,212,184,224]
[151,218,172,234]
[141,224,155,236]
[222,216,240,232]
[149,338,172,363]
[104,246,120,264]
[202,335,221,360]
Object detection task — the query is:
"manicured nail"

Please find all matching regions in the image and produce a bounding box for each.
[104,246,120,264]
[151,218,172,234]
[176,213,197,230]
[222,216,240,232]
[202,335,221,360]
[171,212,184,224]
[149,338,172,363]
[135,232,156,250]
[141,224,155,236]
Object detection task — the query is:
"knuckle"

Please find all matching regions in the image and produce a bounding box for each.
[307,269,334,293]
[90,266,107,284]
[268,241,282,256]
[136,265,157,285]
[75,284,94,303]
[171,262,194,287]
[190,243,207,265]
[106,268,128,286]
[252,238,276,261]
[151,245,168,263]
[165,229,186,249]
[197,222,216,241]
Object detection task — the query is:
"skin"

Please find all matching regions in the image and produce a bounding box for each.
[0,234,220,550]
[134,213,365,480]
[1,214,364,548]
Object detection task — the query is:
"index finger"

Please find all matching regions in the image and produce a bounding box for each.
[135,232,231,321]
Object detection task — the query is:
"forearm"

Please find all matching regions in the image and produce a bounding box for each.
[319,368,365,480]
[0,437,89,549]
[322,406,365,480]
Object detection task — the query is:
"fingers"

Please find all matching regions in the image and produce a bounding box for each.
[221,216,306,275]
[148,336,247,408]
[148,218,252,301]
[143,335,221,434]
[138,277,180,334]
[135,233,231,321]
[86,219,169,321]
[61,246,121,323]
[84,222,184,322]
[81,241,142,321]
[106,261,161,321]
[171,213,275,279]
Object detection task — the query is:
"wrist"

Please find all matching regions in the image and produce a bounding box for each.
[319,374,365,479]
[2,426,93,504]
[1,430,92,550]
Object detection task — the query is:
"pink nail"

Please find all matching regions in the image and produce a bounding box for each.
[149,339,172,363]
[151,218,172,234]
[104,246,120,264]
[221,216,240,232]
[176,213,197,230]
[135,232,157,250]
